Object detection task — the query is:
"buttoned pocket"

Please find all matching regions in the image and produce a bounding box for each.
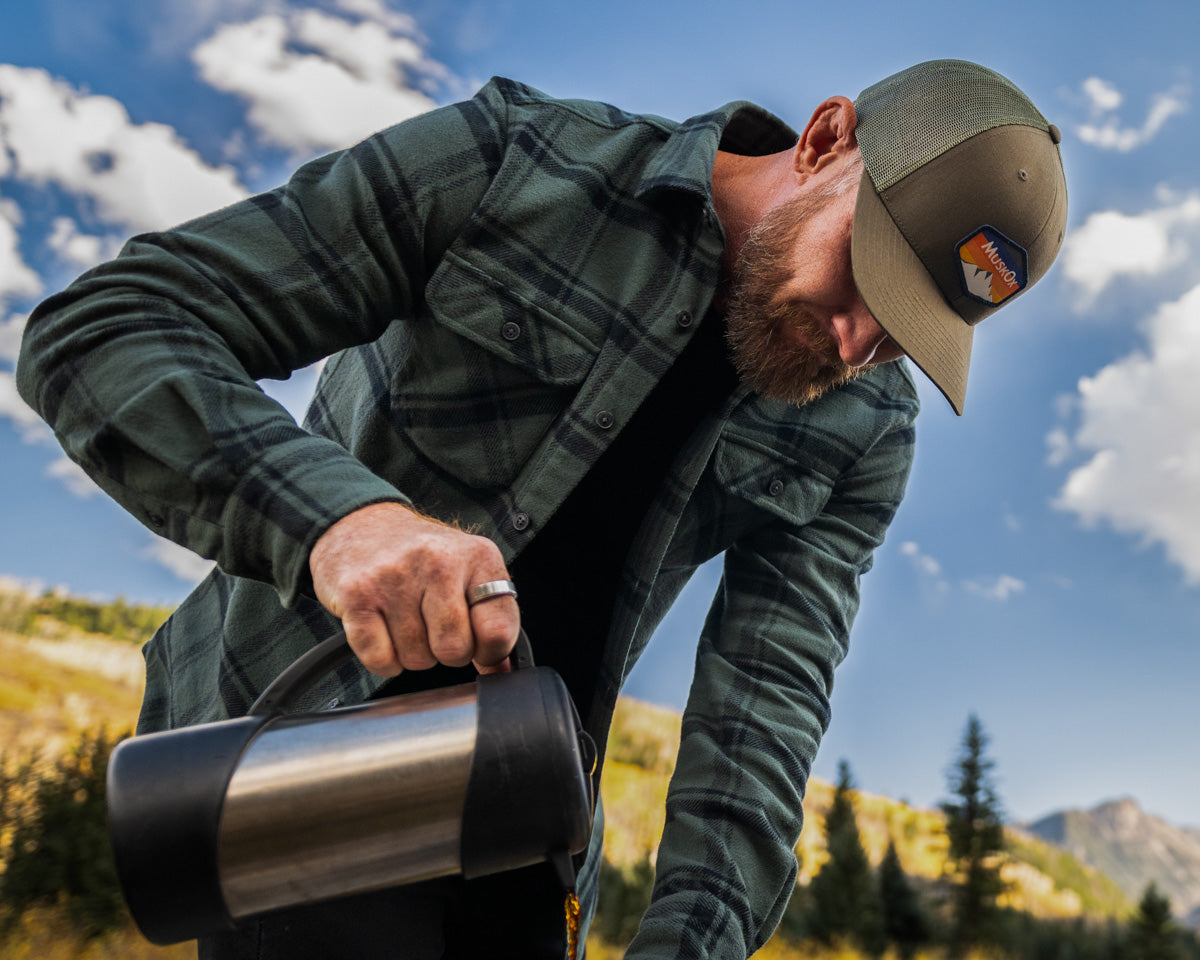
[390,251,601,490]
[425,250,602,384]
[711,430,834,530]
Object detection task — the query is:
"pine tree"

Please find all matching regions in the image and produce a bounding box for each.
[941,714,1006,956]
[878,840,930,960]
[807,760,884,955]
[1128,882,1183,960]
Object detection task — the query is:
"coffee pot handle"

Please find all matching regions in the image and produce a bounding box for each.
[247,627,536,717]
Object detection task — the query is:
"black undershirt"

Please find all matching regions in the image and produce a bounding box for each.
[374,309,738,724]
[509,308,738,723]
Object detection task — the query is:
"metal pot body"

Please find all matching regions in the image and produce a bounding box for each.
[107,664,594,945]
[218,684,478,918]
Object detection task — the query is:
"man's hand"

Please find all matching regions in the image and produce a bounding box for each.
[309,502,519,677]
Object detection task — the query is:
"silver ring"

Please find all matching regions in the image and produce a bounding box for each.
[467,579,518,606]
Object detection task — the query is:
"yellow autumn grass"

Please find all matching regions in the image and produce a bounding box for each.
[754,942,1001,960]
[0,906,193,960]
[0,619,1129,958]
[0,631,144,759]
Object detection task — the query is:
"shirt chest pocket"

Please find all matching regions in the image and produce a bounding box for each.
[711,431,835,533]
[392,251,602,491]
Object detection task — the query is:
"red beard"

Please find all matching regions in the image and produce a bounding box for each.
[724,192,863,405]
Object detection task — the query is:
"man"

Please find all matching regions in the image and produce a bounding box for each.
[17,59,1066,959]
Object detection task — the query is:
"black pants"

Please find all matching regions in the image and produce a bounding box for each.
[197,860,570,959]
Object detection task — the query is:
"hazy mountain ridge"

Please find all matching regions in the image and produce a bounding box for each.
[1024,797,1200,928]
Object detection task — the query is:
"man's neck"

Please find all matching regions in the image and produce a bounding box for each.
[710,147,797,279]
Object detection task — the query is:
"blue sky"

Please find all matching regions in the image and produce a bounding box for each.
[2,0,1199,831]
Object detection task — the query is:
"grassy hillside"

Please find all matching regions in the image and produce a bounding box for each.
[0,582,1137,958]
[598,697,1133,956]
[0,585,180,958]
[0,631,145,757]
[0,577,160,754]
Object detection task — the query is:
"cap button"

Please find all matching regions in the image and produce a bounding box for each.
[1048,123,1062,145]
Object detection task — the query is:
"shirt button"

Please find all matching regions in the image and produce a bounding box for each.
[501,321,521,342]
[675,310,693,329]
[768,478,785,497]
[511,512,530,532]
[595,410,615,430]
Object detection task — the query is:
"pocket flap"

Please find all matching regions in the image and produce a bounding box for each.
[425,250,600,386]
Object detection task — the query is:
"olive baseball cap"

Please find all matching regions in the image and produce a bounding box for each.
[851,60,1068,414]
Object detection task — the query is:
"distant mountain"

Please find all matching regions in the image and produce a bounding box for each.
[1024,797,1200,926]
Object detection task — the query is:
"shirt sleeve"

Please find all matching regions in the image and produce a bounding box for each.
[626,406,916,959]
[16,84,508,606]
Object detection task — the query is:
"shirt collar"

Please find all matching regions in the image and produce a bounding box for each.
[637,101,799,201]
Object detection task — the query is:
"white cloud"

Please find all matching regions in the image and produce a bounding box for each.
[0,64,247,232]
[1082,77,1122,113]
[46,216,123,269]
[1076,78,1187,153]
[1061,189,1200,307]
[0,313,53,447]
[963,575,1027,601]
[144,536,216,584]
[901,541,1026,600]
[46,455,102,498]
[1054,282,1200,583]
[900,540,942,578]
[0,370,47,441]
[1045,426,1072,467]
[334,0,420,34]
[142,0,288,59]
[192,9,447,155]
[0,573,45,597]
[899,541,949,596]
[0,199,43,310]
[0,312,24,364]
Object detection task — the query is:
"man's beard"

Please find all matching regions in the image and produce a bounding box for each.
[724,192,862,406]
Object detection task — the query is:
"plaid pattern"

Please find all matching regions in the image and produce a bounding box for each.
[18,78,919,957]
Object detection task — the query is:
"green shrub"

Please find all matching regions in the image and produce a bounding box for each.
[0,728,129,938]
[594,855,655,946]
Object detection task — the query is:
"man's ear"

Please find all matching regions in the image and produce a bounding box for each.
[794,96,858,178]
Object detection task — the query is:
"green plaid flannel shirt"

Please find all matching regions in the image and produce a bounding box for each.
[19,78,919,958]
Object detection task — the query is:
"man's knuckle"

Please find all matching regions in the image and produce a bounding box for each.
[338,579,380,610]
[471,614,517,662]
[427,551,462,583]
[435,644,472,668]
[356,644,397,676]
[470,535,504,564]
[399,647,437,671]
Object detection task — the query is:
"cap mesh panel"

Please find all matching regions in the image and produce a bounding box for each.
[855,60,1049,190]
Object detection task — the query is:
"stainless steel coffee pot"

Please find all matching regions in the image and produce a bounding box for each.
[106,630,595,945]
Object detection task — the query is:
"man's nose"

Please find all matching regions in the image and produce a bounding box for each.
[831,308,890,367]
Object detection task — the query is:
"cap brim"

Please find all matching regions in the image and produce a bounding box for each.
[851,173,973,415]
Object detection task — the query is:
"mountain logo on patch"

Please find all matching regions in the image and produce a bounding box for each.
[958,226,1028,306]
